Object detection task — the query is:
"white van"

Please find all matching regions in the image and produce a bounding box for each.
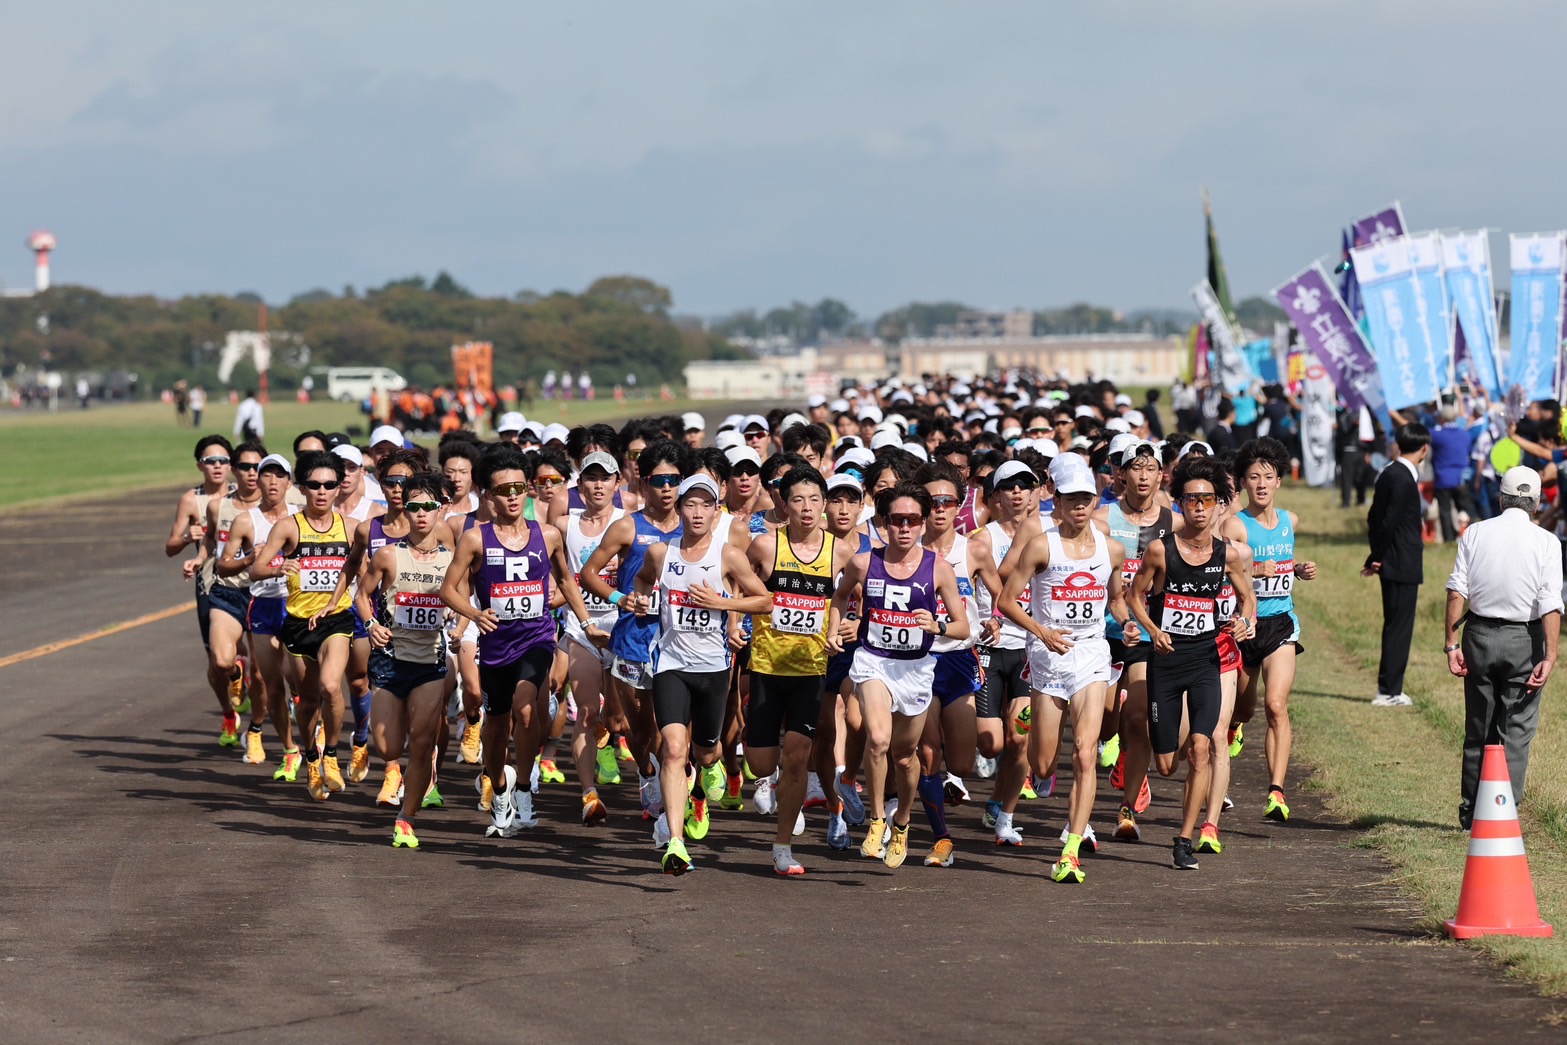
[323,366,406,403]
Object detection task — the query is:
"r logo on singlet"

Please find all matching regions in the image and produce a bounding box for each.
[884,584,911,610]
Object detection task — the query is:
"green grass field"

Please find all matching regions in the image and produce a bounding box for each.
[1286,483,1567,994]
[0,397,734,509]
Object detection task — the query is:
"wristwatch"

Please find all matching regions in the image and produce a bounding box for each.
[938,619,948,636]
[1443,643,1462,653]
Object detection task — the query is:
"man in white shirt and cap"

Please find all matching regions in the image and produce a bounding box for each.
[1445,465,1562,829]
[682,412,707,449]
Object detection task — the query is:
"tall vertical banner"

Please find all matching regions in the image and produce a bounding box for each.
[1191,279,1251,389]
[1349,236,1443,410]
[1441,231,1503,399]
[1351,203,1407,248]
[1300,356,1337,487]
[1406,232,1452,391]
[1507,233,1566,402]
[1273,262,1386,416]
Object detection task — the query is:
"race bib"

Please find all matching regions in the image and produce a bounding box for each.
[1121,557,1141,587]
[668,588,722,632]
[771,591,827,636]
[1161,593,1215,636]
[867,607,924,651]
[1252,560,1293,599]
[394,591,443,630]
[299,555,345,593]
[491,579,545,620]
[1216,583,1237,622]
[1051,577,1107,628]
[579,569,618,615]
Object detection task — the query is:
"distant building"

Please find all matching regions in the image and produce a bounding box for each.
[933,310,1034,340]
[899,332,1184,386]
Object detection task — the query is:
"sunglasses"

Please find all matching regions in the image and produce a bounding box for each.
[646,474,681,489]
[929,495,959,508]
[491,482,529,497]
[381,475,411,487]
[404,500,442,513]
[626,448,644,461]
[302,479,340,491]
[996,479,1038,492]
[745,431,769,441]
[731,466,760,478]
[1026,427,1051,436]
[887,513,924,529]
[1181,493,1218,507]
[199,456,230,466]
[233,461,260,472]
[533,476,566,488]
[518,437,541,447]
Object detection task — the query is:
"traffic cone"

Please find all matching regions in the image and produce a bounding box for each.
[1445,744,1553,939]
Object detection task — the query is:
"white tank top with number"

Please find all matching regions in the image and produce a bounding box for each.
[1029,528,1110,638]
[564,507,625,638]
[977,520,1028,651]
[652,536,730,674]
[931,533,976,653]
[248,507,288,599]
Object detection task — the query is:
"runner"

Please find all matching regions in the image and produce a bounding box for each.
[194,440,266,747]
[640,475,774,874]
[166,435,233,658]
[356,470,455,848]
[441,446,597,837]
[745,466,857,874]
[819,473,877,844]
[1226,437,1316,824]
[997,454,1133,884]
[827,481,970,870]
[1127,454,1256,870]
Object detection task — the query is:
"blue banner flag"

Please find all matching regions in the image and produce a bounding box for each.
[1507,233,1566,402]
[1350,236,1443,410]
[1441,232,1503,399]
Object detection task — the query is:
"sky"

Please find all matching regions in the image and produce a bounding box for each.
[3,2,1564,319]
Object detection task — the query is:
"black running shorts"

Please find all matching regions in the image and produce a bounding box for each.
[653,669,730,749]
[976,645,1028,719]
[1146,644,1222,755]
[282,610,355,661]
[746,672,825,746]
[479,643,556,716]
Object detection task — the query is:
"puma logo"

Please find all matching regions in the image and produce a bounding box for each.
[913,581,930,595]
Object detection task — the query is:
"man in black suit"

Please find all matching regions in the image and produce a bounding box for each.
[1206,398,1236,453]
[1363,423,1430,707]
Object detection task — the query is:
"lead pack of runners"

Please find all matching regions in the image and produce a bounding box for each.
[169,380,1315,877]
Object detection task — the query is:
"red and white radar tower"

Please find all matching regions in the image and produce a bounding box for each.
[28,231,55,293]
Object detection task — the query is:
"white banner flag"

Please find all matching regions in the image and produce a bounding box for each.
[1301,355,1336,488]
[1191,279,1251,389]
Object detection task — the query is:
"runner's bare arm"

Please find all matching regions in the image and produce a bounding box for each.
[356,547,395,648]
[997,513,1041,580]
[165,490,202,557]
[248,516,300,580]
[1226,541,1257,638]
[1106,541,1136,639]
[439,527,492,631]
[924,559,970,641]
[546,526,595,628]
[580,516,636,607]
[697,545,771,615]
[967,529,1004,645]
[323,518,373,615]
[216,512,256,577]
[1130,538,1170,653]
[825,551,869,654]
[745,531,776,582]
[633,543,666,607]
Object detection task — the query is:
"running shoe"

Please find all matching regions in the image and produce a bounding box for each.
[392,819,419,849]
[234,695,251,716]
[834,774,866,825]
[376,764,404,807]
[651,811,672,848]
[982,801,1001,830]
[458,720,482,764]
[1114,805,1140,841]
[616,737,635,763]
[943,773,969,806]
[639,756,664,820]
[1223,793,1234,811]
[273,748,301,783]
[662,838,693,876]
[685,797,711,841]
[924,837,955,868]
[793,808,805,836]
[772,845,806,876]
[1134,776,1152,814]
[754,773,778,816]
[1228,722,1244,758]
[1196,822,1223,854]
[477,774,495,812]
[529,758,541,795]
[1108,750,1125,790]
[1037,773,1056,799]
[1061,824,1099,855]
[827,810,851,850]
[241,730,266,765]
[421,784,444,810]
[883,798,898,842]
[539,758,566,785]
[514,788,539,828]
[596,745,621,786]
[884,823,910,869]
[218,716,240,748]
[994,814,1023,847]
[1264,789,1291,822]
[861,818,886,859]
[1098,733,1120,769]
[1172,836,1199,871]
[348,743,370,784]
[582,791,608,826]
[700,763,726,804]
[321,755,346,793]
[974,754,998,779]
[485,766,519,837]
[1019,778,1038,801]
[803,772,829,809]
[228,658,246,710]
[719,773,745,811]
[1051,851,1085,884]
[306,759,329,802]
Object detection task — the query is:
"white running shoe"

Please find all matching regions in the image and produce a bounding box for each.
[994,812,1024,847]
[943,773,970,806]
[803,772,828,808]
[882,798,898,844]
[834,775,865,825]
[485,766,519,838]
[826,810,851,850]
[772,845,805,876]
[639,754,663,819]
[975,755,998,780]
[1371,692,1413,707]
[1060,823,1098,854]
[514,787,539,828]
[529,758,541,794]
[793,808,805,836]
[754,772,778,815]
[651,811,672,848]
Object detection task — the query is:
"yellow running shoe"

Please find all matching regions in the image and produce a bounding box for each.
[1098,733,1120,769]
[616,737,635,763]
[685,797,711,841]
[924,837,955,868]
[595,744,621,786]
[1228,722,1244,759]
[1264,789,1290,823]
[861,818,886,859]
[421,783,444,809]
[1197,821,1223,854]
[883,822,909,869]
[218,717,240,748]
[539,758,566,785]
[273,748,302,783]
[321,755,346,793]
[477,773,495,812]
[459,720,482,764]
[241,729,266,765]
[1051,851,1085,884]
[582,791,608,826]
[392,819,419,849]
[348,743,370,783]
[227,660,246,710]
[306,759,329,801]
[1114,804,1141,841]
[376,764,403,807]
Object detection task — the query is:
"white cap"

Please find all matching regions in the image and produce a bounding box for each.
[1050,455,1098,496]
[913,383,928,395]
[807,394,828,409]
[1115,393,1133,407]
[370,424,404,447]
[891,391,914,405]
[902,441,929,461]
[258,453,292,476]
[829,398,850,414]
[497,411,527,434]
[835,435,863,451]
[884,413,909,431]
[991,460,1038,487]
[332,444,364,466]
[541,423,569,445]
[983,419,999,434]
[1015,393,1032,408]
[1177,440,1213,461]
[580,451,620,475]
[742,414,770,433]
[1108,433,1140,459]
[827,473,864,497]
[870,429,902,451]
[858,404,884,423]
[714,430,744,452]
[720,414,744,431]
[1074,405,1097,419]
[682,411,706,433]
[677,474,720,501]
[1012,438,1034,453]
[1116,439,1159,468]
[1104,417,1130,434]
[1002,424,1023,441]
[1033,438,1060,460]
[836,447,876,472]
[952,383,972,396]
[1070,435,1094,451]
[520,421,545,441]
[1123,409,1145,428]
[1501,465,1543,499]
[780,412,809,432]
[725,446,762,470]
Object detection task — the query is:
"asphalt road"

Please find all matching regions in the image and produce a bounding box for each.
[0,486,1560,1042]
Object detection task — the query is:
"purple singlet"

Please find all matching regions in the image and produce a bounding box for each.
[474,521,556,666]
[857,547,938,661]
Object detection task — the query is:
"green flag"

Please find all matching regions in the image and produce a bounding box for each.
[1204,187,1237,327]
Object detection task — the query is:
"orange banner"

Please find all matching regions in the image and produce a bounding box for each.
[452,341,494,396]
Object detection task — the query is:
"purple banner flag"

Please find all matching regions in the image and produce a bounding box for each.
[1352,203,1406,248]
[1274,262,1386,415]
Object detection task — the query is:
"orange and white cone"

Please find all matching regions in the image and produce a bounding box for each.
[1445,744,1553,939]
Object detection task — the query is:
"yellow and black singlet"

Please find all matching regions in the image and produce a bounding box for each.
[285,512,353,619]
[750,531,836,677]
